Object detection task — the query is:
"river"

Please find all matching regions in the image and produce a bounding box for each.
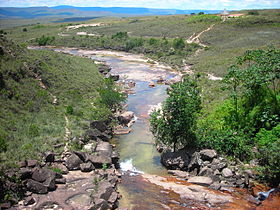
[28,46,279,209]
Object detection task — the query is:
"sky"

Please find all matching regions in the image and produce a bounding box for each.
[0,0,279,10]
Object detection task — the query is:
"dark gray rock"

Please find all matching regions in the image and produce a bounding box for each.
[87,155,111,168]
[188,152,203,172]
[52,164,69,174]
[80,162,94,172]
[90,120,108,133]
[210,158,227,171]
[96,181,114,200]
[65,153,83,170]
[45,152,55,163]
[31,168,56,183]
[26,179,48,194]
[19,168,33,180]
[117,111,134,125]
[161,149,190,170]
[73,151,87,162]
[199,149,217,161]
[27,160,38,167]
[198,166,214,177]
[24,196,36,206]
[90,199,109,210]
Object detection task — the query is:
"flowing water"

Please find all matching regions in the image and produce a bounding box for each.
[28,46,279,209]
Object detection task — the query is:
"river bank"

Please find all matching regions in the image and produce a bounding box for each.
[8,46,278,209]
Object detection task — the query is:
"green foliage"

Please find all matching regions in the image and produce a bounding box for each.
[111,31,128,39]
[197,127,252,160]
[98,78,125,110]
[255,124,280,147]
[36,35,55,46]
[186,14,220,23]
[257,139,280,186]
[223,47,280,132]
[0,136,7,153]
[66,105,74,115]
[248,11,260,15]
[198,12,205,15]
[150,76,201,151]
[102,163,108,170]
[172,38,185,50]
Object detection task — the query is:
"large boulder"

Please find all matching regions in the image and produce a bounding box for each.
[87,155,112,168]
[26,179,48,194]
[161,149,190,170]
[80,162,95,172]
[65,153,83,170]
[95,141,112,157]
[44,152,55,162]
[188,152,203,173]
[187,176,213,187]
[211,158,227,171]
[31,168,56,183]
[199,149,217,161]
[90,120,108,133]
[118,111,134,125]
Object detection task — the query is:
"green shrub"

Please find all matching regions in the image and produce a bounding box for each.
[36,35,55,46]
[98,78,125,110]
[111,32,128,39]
[255,124,280,147]
[150,76,201,151]
[173,38,185,50]
[257,139,280,186]
[0,136,7,153]
[186,14,220,23]
[197,128,252,160]
[248,11,260,15]
[66,105,74,115]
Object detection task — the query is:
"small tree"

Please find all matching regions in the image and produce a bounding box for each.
[150,76,201,151]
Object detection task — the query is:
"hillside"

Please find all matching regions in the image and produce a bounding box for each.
[0,35,116,167]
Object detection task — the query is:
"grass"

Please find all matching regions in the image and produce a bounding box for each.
[0,35,113,168]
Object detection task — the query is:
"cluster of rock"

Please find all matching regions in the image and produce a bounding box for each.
[97,63,119,81]
[161,148,255,191]
[1,120,121,209]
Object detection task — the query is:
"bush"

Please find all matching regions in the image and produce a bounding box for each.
[150,76,201,151]
[111,32,128,39]
[36,35,55,46]
[258,139,280,186]
[248,11,259,15]
[255,124,280,147]
[173,38,185,50]
[197,128,252,161]
[66,105,74,115]
[98,78,125,110]
[186,14,220,23]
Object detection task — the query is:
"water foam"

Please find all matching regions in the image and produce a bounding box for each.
[120,159,144,176]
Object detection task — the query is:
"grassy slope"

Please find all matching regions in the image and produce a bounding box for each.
[0,35,109,167]
[188,10,280,76]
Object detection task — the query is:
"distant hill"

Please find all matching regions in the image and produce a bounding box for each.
[0,5,221,20]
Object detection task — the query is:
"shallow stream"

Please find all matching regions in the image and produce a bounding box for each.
[28,46,279,209]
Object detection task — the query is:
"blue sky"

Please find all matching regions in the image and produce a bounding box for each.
[0,0,279,9]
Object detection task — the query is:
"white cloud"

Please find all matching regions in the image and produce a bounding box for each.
[0,0,279,9]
